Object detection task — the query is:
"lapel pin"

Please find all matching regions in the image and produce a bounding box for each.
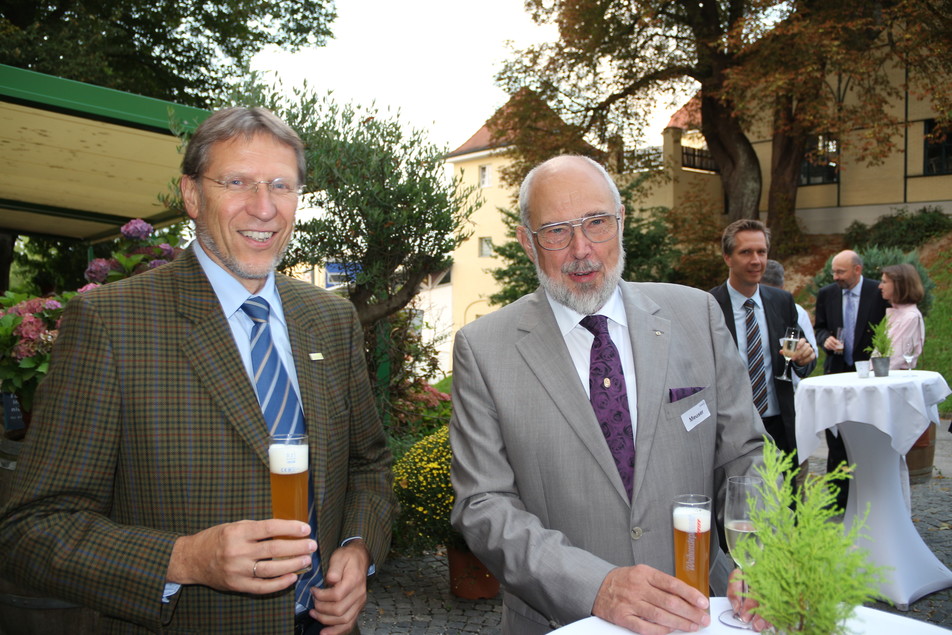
[309,352,324,361]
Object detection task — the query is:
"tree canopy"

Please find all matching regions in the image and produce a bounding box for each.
[496,0,952,255]
[220,81,482,330]
[0,0,335,107]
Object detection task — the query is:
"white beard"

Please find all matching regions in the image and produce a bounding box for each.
[532,240,626,315]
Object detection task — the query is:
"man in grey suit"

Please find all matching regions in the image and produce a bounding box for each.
[450,156,768,634]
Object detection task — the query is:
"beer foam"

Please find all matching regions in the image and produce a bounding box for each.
[673,506,711,533]
[269,444,308,474]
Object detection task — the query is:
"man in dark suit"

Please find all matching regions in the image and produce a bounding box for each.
[451,156,769,634]
[710,219,816,469]
[0,108,394,634]
[813,249,889,509]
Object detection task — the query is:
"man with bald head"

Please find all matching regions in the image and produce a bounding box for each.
[450,155,768,634]
[813,249,889,509]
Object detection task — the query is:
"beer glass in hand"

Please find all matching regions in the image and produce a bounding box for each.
[269,433,310,573]
[672,494,712,598]
[719,475,764,629]
[776,327,800,382]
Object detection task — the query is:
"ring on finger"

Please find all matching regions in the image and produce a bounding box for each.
[253,561,260,579]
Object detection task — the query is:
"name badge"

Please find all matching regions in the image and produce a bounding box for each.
[681,399,710,431]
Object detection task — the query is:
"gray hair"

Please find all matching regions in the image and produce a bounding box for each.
[762,259,785,288]
[518,155,621,227]
[182,107,306,184]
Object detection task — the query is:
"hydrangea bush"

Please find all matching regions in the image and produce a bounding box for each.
[0,291,77,412]
[84,219,181,284]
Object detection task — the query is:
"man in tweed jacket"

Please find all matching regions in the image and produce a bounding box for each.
[0,108,394,634]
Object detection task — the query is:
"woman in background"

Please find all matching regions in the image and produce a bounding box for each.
[879,263,926,370]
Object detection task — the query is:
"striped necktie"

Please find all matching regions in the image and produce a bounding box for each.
[744,299,769,416]
[240,298,323,609]
[241,297,303,436]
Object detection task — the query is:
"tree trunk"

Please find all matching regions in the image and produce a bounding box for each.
[767,99,808,258]
[700,92,762,222]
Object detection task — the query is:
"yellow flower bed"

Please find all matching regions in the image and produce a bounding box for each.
[392,426,461,552]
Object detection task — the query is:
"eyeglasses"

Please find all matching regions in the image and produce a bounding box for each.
[526,213,620,251]
[202,176,303,197]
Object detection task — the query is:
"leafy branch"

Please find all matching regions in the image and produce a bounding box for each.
[736,440,885,635]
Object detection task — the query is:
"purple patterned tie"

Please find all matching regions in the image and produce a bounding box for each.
[581,315,635,499]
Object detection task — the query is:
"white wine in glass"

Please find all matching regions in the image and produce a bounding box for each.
[776,326,800,382]
[719,475,764,629]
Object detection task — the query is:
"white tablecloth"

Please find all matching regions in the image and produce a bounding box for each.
[795,370,950,459]
[551,597,950,634]
[794,370,952,609]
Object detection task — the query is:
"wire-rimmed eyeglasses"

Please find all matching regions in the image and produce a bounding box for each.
[202,176,304,197]
[526,213,620,251]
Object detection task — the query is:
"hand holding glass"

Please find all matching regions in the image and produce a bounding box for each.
[719,476,764,629]
[269,433,310,573]
[833,327,845,354]
[903,340,916,370]
[776,327,800,382]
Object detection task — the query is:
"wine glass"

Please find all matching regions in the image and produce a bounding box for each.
[719,475,764,629]
[775,326,800,382]
[903,339,917,371]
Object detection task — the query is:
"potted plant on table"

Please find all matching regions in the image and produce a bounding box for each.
[392,425,499,600]
[864,316,893,377]
[734,439,884,634]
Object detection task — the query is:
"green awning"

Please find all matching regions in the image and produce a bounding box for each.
[0,64,210,242]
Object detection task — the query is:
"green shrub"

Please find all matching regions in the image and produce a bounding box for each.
[844,205,952,252]
[808,246,935,317]
[391,426,462,554]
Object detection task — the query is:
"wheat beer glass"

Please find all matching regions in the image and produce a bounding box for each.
[672,494,711,597]
[268,433,310,572]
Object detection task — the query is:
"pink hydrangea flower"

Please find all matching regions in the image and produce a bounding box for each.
[121,219,153,240]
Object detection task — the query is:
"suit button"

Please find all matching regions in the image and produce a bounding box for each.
[630,527,643,540]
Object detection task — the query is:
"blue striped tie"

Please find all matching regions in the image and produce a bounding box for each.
[744,299,769,416]
[240,297,323,609]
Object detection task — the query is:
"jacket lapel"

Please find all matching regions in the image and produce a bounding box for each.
[276,277,330,504]
[174,248,271,465]
[621,284,672,506]
[514,289,627,499]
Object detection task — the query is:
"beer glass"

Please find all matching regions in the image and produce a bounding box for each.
[268,433,310,572]
[672,494,711,598]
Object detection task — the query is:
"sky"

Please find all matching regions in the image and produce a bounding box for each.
[252,0,560,152]
[252,0,686,156]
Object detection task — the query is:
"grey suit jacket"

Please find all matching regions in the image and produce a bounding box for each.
[450,282,766,634]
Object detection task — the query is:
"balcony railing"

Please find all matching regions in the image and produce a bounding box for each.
[682,146,718,172]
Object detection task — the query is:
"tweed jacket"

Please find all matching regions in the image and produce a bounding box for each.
[0,247,394,633]
[450,282,766,634]
[709,283,816,457]
[813,277,889,374]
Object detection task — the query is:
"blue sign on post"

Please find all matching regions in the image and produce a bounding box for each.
[2,393,25,433]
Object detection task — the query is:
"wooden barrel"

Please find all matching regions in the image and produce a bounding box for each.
[905,421,936,484]
[0,434,101,634]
